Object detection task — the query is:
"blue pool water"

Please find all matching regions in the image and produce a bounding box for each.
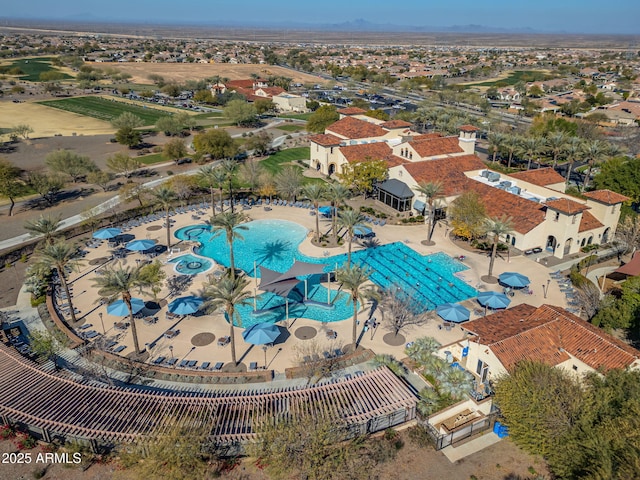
[174,219,476,327]
[168,253,213,275]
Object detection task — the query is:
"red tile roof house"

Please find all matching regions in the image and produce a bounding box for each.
[308,115,627,259]
[445,304,640,383]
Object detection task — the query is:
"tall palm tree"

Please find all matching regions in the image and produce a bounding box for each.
[503,135,520,169]
[92,264,157,356]
[415,181,444,244]
[487,132,506,163]
[517,136,544,171]
[301,183,326,242]
[406,336,441,366]
[581,140,607,191]
[546,132,568,168]
[33,241,83,323]
[485,215,514,279]
[150,186,177,249]
[336,209,366,266]
[220,159,239,212]
[563,137,583,185]
[202,273,253,366]
[209,211,248,280]
[326,183,351,243]
[24,214,62,245]
[197,165,220,218]
[336,264,376,346]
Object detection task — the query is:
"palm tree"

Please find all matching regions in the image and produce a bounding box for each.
[202,273,253,366]
[336,264,376,346]
[503,135,520,169]
[487,132,506,163]
[440,368,473,400]
[220,159,239,212]
[415,181,444,244]
[150,186,177,249]
[274,166,304,202]
[485,215,514,279]
[581,140,607,191]
[336,209,366,266]
[209,211,248,280]
[517,136,544,171]
[326,183,351,243]
[24,214,62,245]
[546,132,568,168]
[406,336,441,366]
[563,137,583,185]
[197,165,220,218]
[33,240,83,323]
[92,264,157,356]
[301,183,326,243]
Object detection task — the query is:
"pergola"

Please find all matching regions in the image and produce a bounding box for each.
[376,179,414,212]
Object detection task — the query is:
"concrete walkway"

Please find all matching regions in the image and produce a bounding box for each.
[441,431,502,463]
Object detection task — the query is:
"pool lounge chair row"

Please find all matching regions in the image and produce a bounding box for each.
[152,356,224,371]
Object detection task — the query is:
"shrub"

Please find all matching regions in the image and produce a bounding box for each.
[0,424,15,439]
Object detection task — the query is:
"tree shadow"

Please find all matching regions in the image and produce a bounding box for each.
[253,239,292,266]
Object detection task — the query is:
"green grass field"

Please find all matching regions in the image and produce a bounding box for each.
[260,147,323,185]
[280,112,313,121]
[0,58,72,82]
[38,96,169,125]
[466,70,551,87]
[138,153,171,165]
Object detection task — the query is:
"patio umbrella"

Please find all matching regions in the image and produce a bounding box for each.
[353,225,373,237]
[436,303,470,323]
[168,295,203,315]
[477,291,511,310]
[107,298,145,316]
[498,272,530,289]
[242,323,281,345]
[125,239,157,252]
[93,227,122,240]
[318,206,334,216]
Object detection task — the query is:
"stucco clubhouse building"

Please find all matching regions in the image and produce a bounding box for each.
[310,108,628,259]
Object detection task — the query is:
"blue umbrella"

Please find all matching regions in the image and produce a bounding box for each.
[125,239,157,252]
[499,272,530,288]
[353,225,373,237]
[107,298,145,316]
[477,291,511,310]
[318,206,334,216]
[168,295,203,315]
[93,227,122,240]
[242,323,280,345]
[436,303,470,323]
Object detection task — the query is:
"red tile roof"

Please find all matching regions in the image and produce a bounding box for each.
[471,182,547,233]
[256,86,286,97]
[578,210,604,233]
[337,107,367,115]
[545,198,590,215]
[326,117,387,140]
[465,304,640,371]
[340,142,395,164]
[309,134,342,146]
[409,136,463,158]
[226,79,258,89]
[459,124,480,132]
[509,168,566,187]
[381,120,413,129]
[402,155,485,197]
[583,189,630,205]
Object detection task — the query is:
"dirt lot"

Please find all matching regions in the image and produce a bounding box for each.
[0,101,113,138]
[0,432,546,480]
[90,62,325,86]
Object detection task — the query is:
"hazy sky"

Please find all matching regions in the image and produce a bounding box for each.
[3,0,640,34]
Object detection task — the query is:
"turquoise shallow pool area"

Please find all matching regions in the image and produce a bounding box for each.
[168,253,213,275]
[175,219,476,326]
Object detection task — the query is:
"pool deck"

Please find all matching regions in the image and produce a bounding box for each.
[56,202,570,377]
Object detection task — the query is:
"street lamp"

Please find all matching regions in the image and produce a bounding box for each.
[169,345,174,364]
[542,279,551,299]
[98,312,105,334]
[262,345,268,369]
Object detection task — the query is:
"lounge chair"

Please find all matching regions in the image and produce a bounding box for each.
[249,361,258,370]
[179,359,189,368]
[153,356,166,365]
[166,358,178,366]
[112,345,126,353]
[188,360,197,368]
[214,362,224,370]
[201,361,211,370]
[323,351,332,360]
[334,348,343,357]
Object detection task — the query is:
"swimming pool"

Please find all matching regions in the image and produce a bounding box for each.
[168,253,214,275]
[174,219,476,324]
